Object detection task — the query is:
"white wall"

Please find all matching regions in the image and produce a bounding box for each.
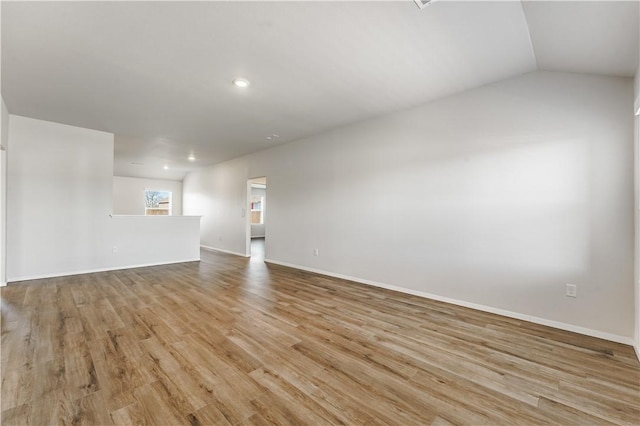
[0,0,3,286]
[109,215,200,268]
[0,97,8,285]
[7,116,200,281]
[113,176,183,216]
[634,62,639,357]
[1,99,7,149]
[634,0,640,359]
[184,158,249,256]
[7,116,114,280]
[184,71,635,341]
[251,186,266,238]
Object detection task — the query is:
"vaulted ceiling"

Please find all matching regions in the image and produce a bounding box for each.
[2,1,638,180]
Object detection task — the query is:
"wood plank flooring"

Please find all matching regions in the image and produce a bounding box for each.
[1,246,639,425]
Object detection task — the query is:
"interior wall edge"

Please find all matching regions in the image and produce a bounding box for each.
[201,245,250,258]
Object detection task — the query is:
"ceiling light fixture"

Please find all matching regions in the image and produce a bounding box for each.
[266,134,280,141]
[233,78,250,88]
[188,155,196,161]
[163,165,169,170]
[414,0,438,9]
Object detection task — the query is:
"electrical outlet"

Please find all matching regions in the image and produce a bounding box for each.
[566,284,577,298]
[313,248,319,256]
[112,246,118,254]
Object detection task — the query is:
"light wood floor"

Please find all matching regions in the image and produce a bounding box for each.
[2,245,639,425]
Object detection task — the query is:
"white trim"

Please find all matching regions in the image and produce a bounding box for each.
[635,343,640,363]
[264,258,635,346]
[109,215,202,218]
[201,245,250,258]
[0,281,6,287]
[6,258,200,283]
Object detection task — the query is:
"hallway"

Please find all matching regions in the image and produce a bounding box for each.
[250,237,265,263]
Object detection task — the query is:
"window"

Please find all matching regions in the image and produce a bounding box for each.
[251,196,264,224]
[145,190,171,215]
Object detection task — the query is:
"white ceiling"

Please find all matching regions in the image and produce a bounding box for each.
[2,1,638,181]
[523,1,638,76]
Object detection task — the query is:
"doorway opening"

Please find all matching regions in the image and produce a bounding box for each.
[247,177,266,261]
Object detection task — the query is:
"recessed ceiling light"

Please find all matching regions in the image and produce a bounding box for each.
[266,134,280,141]
[163,165,169,170]
[188,155,196,161]
[233,78,250,88]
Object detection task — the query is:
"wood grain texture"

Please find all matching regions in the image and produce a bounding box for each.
[2,245,639,425]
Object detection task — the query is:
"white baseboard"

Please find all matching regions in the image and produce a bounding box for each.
[0,281,6,287]
[635,343,640,363]
[264,258,634,346]
[6,258,201,284]
[201,245,249,258]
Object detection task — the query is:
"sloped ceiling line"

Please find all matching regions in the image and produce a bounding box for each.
[519,0,539,71]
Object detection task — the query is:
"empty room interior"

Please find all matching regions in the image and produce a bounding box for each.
[1,1,640,425]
